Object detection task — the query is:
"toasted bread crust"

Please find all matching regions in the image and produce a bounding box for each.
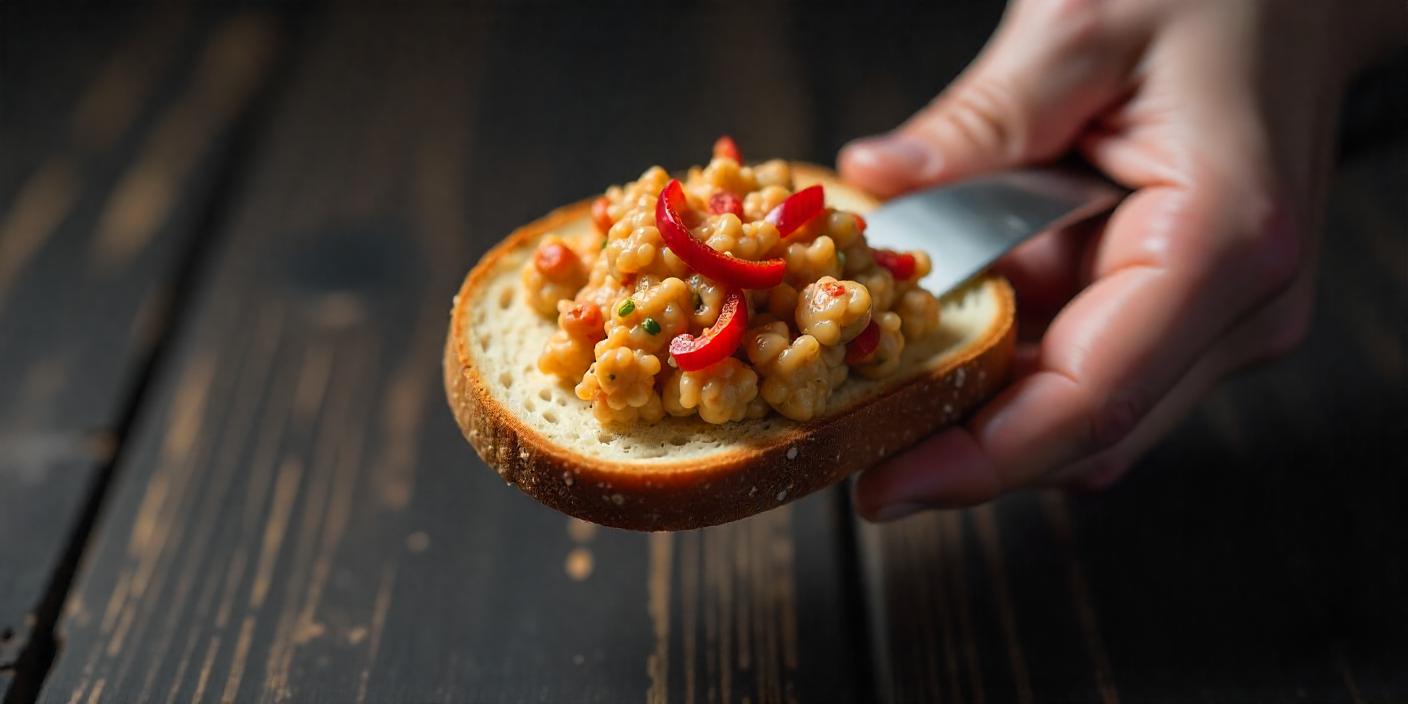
[444,166,1015,531]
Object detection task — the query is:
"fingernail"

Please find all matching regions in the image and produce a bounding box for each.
[843,134,940,178]
[870,502,924,522]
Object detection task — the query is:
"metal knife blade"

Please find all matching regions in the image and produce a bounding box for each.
[860,166,1129,297]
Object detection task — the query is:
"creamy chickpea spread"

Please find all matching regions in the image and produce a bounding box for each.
[522,138,942,426]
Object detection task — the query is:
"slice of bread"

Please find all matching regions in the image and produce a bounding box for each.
[444,164,1015,531]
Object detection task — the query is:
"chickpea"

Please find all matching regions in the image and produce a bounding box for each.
[662,359,760,424]
[854,312,904,380]
[539,330,595,381]
[783,235,842,287]
[796,276,873,346]
[897,288,941,339]
[757,334,832,422]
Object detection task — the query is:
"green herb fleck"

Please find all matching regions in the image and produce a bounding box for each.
[601,236,609,250]
[642,317,662,335]
[836,250,847,270]
[617,299,635,317]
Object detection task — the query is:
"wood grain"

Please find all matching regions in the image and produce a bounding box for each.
[0,6,282,699]
[39,4,866,702]
[8,1,1406,701]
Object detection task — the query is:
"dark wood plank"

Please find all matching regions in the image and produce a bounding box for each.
[41,4,868,702]
[0,6,285,698]
[855,101,1408,704]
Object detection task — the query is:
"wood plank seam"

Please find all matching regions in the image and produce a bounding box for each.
[3,8,303,702]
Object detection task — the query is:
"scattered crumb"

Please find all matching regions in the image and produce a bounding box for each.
[786,446,798,460]
[346,625,368,645]
[610,493,624,506]
[293,621,326,644]
[776,489,788,502]
[406,531,430,553]
[567,518,597,543]
[565,547,594,581]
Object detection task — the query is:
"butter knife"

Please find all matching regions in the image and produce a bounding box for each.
[861,166,1129,296]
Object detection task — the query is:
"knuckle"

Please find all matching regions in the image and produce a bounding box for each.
[1086,392,1145,452]
[1241,200,1303,293]
[1072,454,1131,491]
[1183,187,1304,297]
[928,77,1030,160]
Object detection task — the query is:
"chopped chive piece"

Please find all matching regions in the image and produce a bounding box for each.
[617,299,635,317]
[642,317,661,335]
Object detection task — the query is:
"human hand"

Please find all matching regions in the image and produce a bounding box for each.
[840,0,1407,520]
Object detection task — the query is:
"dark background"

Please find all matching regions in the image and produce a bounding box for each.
[2,1,1405,702]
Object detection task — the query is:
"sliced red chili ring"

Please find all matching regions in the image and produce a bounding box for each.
[872,248,917,280]
[591,197,613,235]
[669,288,748,371]
[845,320,881,364]
[707,191,744,218]
[765,184,825,238]
[854,213,867,232]
[713,135,741,163]
[656,180,785,290]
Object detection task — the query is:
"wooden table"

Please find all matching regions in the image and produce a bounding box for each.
[2,3,1405,702]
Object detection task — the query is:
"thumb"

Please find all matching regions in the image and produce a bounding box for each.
[839,2,1133,197]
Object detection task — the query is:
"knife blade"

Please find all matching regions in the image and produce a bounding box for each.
[860,166,1129,297]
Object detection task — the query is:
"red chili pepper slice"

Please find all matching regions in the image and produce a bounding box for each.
[845,320,881,364]
[670,289,748,371]
[713,135,741,163]
[656,180,785,289]
[872,248,917,280]
[591,197,613,234]
[765,184,825,238]
[708,191,744,218]
[854,213,867,232]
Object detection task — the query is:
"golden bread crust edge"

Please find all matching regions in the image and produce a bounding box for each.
[443,167,1016,531]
